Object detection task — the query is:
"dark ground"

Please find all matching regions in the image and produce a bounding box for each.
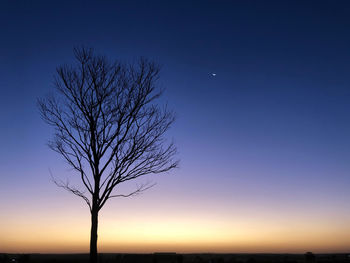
[0,252,349,263]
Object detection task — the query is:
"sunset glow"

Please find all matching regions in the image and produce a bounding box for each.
[1,212,349,253]
[1,181,349,253]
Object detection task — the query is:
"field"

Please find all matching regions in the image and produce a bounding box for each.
[1,253,350,263]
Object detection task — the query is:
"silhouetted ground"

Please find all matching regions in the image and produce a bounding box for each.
[1,252,349,263]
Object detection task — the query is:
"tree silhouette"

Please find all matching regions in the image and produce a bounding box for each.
[38,47,178,263]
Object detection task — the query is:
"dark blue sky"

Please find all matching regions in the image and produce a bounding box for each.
[1,0,350,253]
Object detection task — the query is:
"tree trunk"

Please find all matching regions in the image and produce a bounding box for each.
[90,206,98,263]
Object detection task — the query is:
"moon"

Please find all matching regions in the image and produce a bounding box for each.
[212,73,216,76]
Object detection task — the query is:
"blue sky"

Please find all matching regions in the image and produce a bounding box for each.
[1,0,350,253]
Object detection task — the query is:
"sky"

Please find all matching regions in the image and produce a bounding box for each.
[1,0,350,254]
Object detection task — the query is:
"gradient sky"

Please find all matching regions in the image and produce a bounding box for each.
[1,0,350,254]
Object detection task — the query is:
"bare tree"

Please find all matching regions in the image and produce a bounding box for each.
[38,47,178,263]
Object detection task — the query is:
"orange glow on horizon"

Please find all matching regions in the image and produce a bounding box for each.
[1,208,349,254]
